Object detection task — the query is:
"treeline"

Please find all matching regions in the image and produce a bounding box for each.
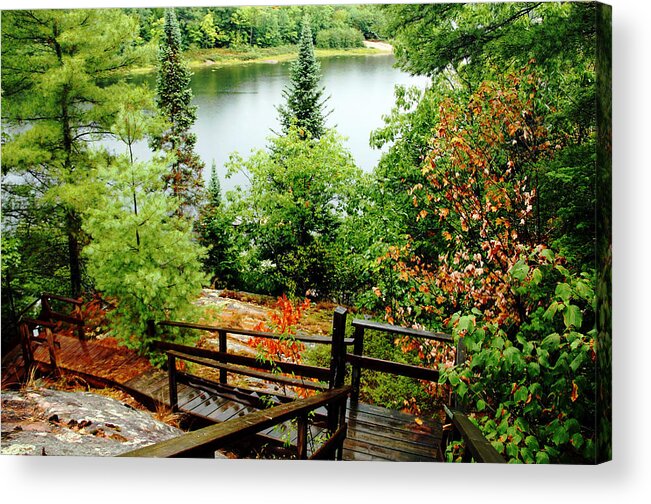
[127,4,385,50]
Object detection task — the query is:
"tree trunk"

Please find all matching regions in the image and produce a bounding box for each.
[67,211,82,297]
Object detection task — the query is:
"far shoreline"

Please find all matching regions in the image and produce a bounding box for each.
[128,40,393,75]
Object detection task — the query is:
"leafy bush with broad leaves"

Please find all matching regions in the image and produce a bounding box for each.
[440,249,597,463]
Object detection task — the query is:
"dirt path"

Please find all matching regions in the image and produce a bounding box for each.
[363,40,393,52]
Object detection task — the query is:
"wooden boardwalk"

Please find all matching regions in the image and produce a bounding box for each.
[8,334,442,461]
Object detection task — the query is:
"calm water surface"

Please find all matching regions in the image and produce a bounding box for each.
[119,54,429,192]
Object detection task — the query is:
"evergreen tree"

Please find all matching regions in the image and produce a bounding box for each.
[153,8,205,215]
[83,93,207,359]
[197,162,241,288]
[1,9,144,298]
[276,17,329,139]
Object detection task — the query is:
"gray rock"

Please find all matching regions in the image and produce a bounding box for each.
[1,388,183,457]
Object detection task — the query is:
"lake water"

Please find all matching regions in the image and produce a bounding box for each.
[118,54,429,192]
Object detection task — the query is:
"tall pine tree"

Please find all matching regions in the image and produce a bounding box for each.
[153,8,205,215]
[1,9,145,298]
[276,17,329,139]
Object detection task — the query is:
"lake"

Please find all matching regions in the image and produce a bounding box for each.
[118,53,429,192]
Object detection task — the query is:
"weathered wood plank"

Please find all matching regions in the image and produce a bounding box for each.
[351,319,453,343]
[346,425,437,459]
[346,353,440,382]
[342,437,438,462]
[166,350,328,391]
[347,416,439,450]
[156,341,330,381]
[157,320,354,345]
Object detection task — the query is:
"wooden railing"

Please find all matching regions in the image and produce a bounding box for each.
[149,318,353,391]
[119,386,351,459]
[151,313,352,446]
[346,317,459,404]
[18,293,84,375]
[441,405,506,463]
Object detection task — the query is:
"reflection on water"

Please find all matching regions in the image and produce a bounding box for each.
[110,54,429,192]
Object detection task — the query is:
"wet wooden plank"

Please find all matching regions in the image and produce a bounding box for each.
[342,437,437,462]
[342,448,389,462]
[346,425,437,459]
[346,408,439,439]
[346,414,439,447]
[189,395,231,418]
[348,400,439,426]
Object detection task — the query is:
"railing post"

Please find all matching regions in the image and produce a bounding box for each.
[218,330,228,384]
[328,307,347,433]
[350,324,364,404]
[329,307,347,389]
[147,319,156,340]
[39,294,50,321]
[168,353,178,412]
[296,413,308,460]
[45,327,58,374]
[19,322,33,376]
[453,336,467,410]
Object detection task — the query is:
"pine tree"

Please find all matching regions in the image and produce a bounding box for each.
[153,8,205,215]
[1,9,145,297]
[207,161,222,208]
[276,17,329,139]
[197,162,240,288]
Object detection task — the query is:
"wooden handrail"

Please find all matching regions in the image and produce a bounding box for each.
[347,318,454,403]
[346,354,439,382]
[119,386,351,458]
[351,318,453,343]
[443,405,506,463]
[41,293,83,306]
[157,320,354,345]
[168,350,329,392]
[154,340,331,381]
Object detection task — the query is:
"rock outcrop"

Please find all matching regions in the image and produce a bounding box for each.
[1,388,182,456]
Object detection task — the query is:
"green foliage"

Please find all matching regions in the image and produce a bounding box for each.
[440,259,597,463]
[196,163,242,288]
[82,153,207,359]
[315,27,364,49]
[1,9,146,298]
[226,127,361,298]
[276,18,329,140]
[152,8,205,215]
[74,90,207,361]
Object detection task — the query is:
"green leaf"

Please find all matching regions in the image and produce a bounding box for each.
[555,282,572,302]
[457,315,474,332]
[571,433,584,449]
[525,435,539,451]
[569,352,585,372]
[543,301,560,321]
[514,385,528,403]
[531,268,543,285]
[535,451,550,464]
[457,380,468,399]
[541,333,560,350]
[541,248,555,262]
[491,441,504,454]
[510,260,529,281]
[552,427,570,446]
[563,304,583,329]
[476,399,487,412]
